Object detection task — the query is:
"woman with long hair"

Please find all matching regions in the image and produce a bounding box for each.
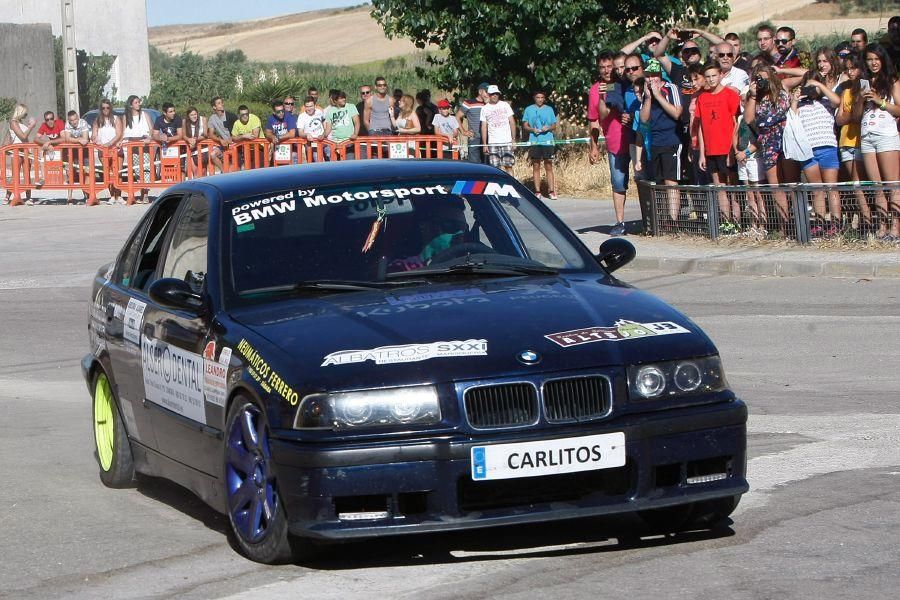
[835,52,870,230]
[121,94,153,204]
[745,64,792,234]
[793,64,842,235]
[91,98,124,204]
[5,103,38,205]
[391,94,421,135]
[858,44,900,239]
[183,106,208,176]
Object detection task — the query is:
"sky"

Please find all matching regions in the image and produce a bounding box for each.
[146,0,368,27]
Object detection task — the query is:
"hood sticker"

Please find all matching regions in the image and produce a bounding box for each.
[123,298,146,345]
[236,339,299,405]
[322,339,488,366]
[545,320,690,347]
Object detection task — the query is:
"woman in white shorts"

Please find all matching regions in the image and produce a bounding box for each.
[859,45,900,239]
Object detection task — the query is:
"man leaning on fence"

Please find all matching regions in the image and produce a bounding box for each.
[64,110,91,205]
[207,97,237,173]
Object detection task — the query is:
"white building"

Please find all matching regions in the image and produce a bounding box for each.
[0,0,150,99]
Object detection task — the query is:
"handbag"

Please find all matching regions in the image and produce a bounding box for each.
[782,109,813,162]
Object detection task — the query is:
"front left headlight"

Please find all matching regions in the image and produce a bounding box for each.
[628,355,728,400]
[294,385,442,430]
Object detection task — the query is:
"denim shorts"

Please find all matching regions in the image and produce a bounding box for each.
[801,146,840,171]
[607,151,630,193]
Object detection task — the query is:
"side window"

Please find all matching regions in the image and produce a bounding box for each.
[116,218,151,288]
[161,194,209,292]
[132,197,183,292]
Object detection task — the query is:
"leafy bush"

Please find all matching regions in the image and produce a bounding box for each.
[0,97,16,121]
[53,36,117,115]
[244,78,305,104]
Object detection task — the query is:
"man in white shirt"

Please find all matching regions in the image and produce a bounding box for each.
[64,110,91,204]
[479,85,517,174]
[716,42,750,98]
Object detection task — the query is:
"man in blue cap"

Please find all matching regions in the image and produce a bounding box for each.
[458,82,490,163]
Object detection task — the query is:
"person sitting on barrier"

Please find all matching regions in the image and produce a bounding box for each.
[183,107,208,176]
[265,99,299,163]
[325,90,360,160]
[791,58,843,237]
[91,99,123,205]
[392,94,422,136]
[744,65,792,234]
[4,103,37,206]
[63,110,91,205]
[153,103,184,151]
[696,62,742,230]
[207,96,237,173]
[35,111,66,188]
[121,95,154,204]
[857,44,900,240]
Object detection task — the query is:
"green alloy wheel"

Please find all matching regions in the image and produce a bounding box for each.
[92,370,135,487]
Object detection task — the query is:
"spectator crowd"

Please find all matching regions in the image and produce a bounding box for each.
[589,17,900,239]
[3,16,899,242]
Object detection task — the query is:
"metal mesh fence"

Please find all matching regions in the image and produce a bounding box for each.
[640,181,900,244]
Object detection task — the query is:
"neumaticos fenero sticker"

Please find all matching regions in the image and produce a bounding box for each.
[545,320,690,348]
[236,339,299,405]
[322,339,488,366]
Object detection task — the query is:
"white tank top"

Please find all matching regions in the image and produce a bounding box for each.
[123,112,150,138]
[862,95,898,137]
[9,120,29,144]
[96,120,118,145]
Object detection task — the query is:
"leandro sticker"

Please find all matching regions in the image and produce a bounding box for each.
[545,320,690,347]
[322,339,488,366]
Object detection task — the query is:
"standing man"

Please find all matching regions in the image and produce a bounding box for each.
[325,90,359,159]
[716,42,750,97]
[207,96,236,172]
[756,25,777,61]
[480,85,517,175]
[64,109,91,204]
[283,96,297,116]
[850,29,868,54]
[695,63,742,226]
[356,85,371,137]
[639,60,683,220]
[589,51,632,235]
[307,87,323,111]
[364,76,395,136]
[725,33,751,72]
[774,27,802,70]
[458,82,489,163]
[523,90,558,200]
[882,16,900,77]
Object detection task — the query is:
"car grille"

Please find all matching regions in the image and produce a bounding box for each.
[464,383,538,428]
[543,376,610,422]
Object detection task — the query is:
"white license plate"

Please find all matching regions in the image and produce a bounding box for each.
[470,432,626,481]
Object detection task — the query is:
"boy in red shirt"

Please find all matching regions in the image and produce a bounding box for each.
[695,64,741,227]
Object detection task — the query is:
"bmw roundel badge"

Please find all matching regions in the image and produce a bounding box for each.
[517,350,541,365]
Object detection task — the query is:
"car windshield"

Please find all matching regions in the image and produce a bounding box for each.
[224,178,594,303]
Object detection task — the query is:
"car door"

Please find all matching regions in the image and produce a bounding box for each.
[104,196,184,451]
[141,193,221,476]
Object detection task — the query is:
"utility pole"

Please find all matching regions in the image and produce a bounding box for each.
[60,0,80,113]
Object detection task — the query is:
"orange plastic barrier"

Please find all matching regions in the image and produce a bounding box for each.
[185,139,220,179]
[2,143,107,205]
[351,135,457,160]
[113,140,193,204]
[223,139,271,172]
[269,138,344,166]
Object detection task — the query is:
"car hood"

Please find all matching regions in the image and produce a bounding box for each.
[229,276,717,390]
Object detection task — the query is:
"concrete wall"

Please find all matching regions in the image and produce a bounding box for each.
[0,0,150,100]
[0,23,58,142]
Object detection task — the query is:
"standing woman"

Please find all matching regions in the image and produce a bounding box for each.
[183,106,207,177]
[835,53,870,230]
[745,65,792,233]
[858,44,900,240]
[5,103,38,205]
[91,99,124,204]
[121,95,153,204]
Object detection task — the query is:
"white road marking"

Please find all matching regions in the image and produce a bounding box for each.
[740,413,900,512]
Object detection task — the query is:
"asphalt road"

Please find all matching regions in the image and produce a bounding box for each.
[1,205,898,599]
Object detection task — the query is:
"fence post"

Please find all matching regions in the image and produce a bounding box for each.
[793,186,811,244]
[707,188,719,241]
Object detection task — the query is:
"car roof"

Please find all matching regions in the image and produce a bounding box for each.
[180,160,510,201]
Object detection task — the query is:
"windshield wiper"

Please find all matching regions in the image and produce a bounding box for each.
[239,279,426,296]
[387,260,557,280]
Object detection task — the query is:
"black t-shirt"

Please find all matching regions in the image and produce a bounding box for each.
[154,115,182,137]
[416,104,436,135]
[355,101,368,136]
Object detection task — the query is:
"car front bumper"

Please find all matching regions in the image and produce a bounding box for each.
[270,400,748,540]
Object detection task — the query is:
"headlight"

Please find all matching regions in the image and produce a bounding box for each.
[294,385,442,430]
[628,356,728,400]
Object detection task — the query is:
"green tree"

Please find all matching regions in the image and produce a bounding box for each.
[53,36,118,115]
[371,0,730,120]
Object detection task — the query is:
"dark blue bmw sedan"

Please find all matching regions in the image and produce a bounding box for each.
[84,160,747,563]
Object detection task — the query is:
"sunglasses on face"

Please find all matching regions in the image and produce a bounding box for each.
[624,65,641,73]
[718,52,734,58]
[239,113,249,117]
[647,38,660,45]
[283,102,294,106]
[682,48,700,55]
[775,38,791,45]
[274,109,284,114]
[361,91,371,95]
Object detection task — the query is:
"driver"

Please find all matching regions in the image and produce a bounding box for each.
[389,198,468,271]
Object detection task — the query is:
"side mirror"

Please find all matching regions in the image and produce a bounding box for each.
[597,238,636,273]
[148,278,205,312]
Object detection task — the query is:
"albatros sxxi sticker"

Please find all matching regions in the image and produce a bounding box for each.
[322,339,488,366]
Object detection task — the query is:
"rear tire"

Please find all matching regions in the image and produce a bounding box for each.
[92,370,135,488]
[224,398,295,564]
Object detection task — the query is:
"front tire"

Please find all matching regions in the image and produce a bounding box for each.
[224,398,293,564]
[92,370,135,488]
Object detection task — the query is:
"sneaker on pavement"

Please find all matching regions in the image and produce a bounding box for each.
[610,222,626,236]
[549,192,558,200]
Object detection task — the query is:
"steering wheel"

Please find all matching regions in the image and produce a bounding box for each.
[428,242,495,264]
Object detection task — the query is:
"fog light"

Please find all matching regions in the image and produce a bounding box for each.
[685,473,728,485]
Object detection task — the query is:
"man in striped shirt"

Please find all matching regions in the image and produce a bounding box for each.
[457,82,489,163]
